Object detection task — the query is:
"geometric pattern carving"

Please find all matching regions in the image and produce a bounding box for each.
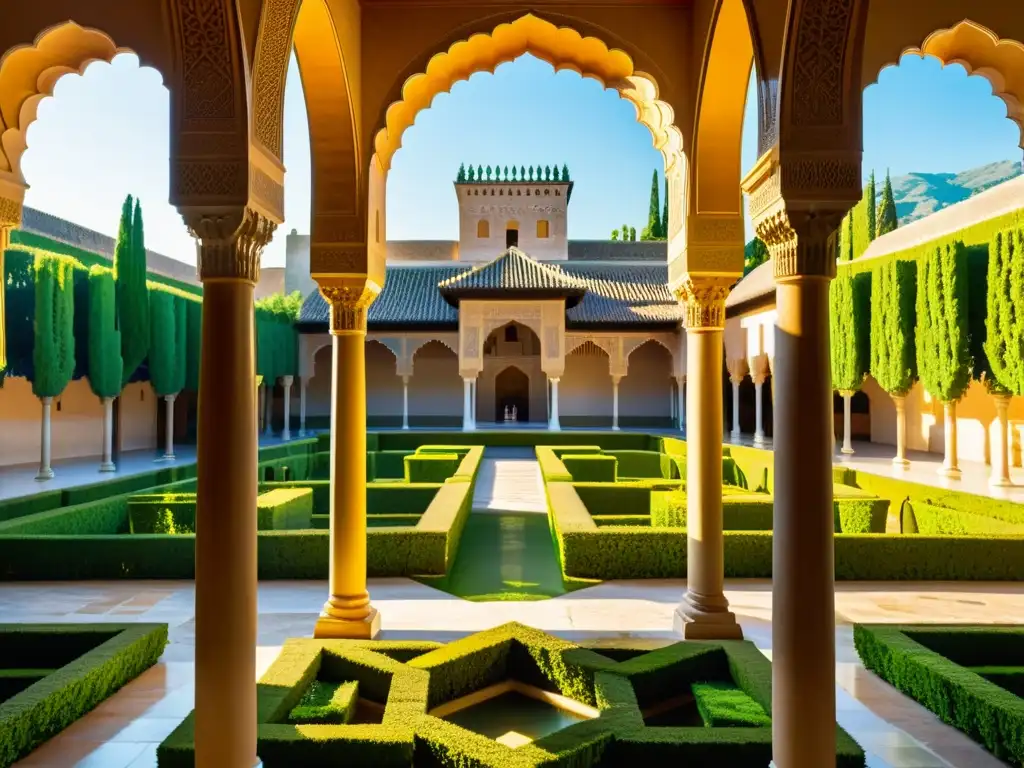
[758,78,779,156]
[177,0,237,121]
[320,282,380,334]
[252,0,302,158]
[250,165,285,221]
[674,275,732,330]
[185,207,277,284]
[782,157,860,195]
[173,160,248,199]
[0,197,22,227]
[689,216,745,244]
[757,208,842,281]
[310,246,368,275]
[791,0,856,126]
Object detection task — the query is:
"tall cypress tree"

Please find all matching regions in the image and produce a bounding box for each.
[661,177,669,240]
[870,259,916,396]
[149,288,179,398]
[33,255,76,399]
[916,242,972,403]
[866,171,877,243]
[643,170,661,240]
[87,266,122,400]
[877,171,898,237]
[985,226,1024,395]
[114,196,149,384]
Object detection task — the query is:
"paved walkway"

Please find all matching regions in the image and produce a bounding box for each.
[7,578,1021,767]
[470,447,547,514]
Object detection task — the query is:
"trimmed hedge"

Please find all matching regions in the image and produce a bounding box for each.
[604,450,681,480]
[0,624,167,767]
[562,454,618,483]
[901,500,1024,536]
[376,431,658,452]
[854,625,1024,765]
[157,621,864,767]
[257,488,313,530]
[404,453,460,483]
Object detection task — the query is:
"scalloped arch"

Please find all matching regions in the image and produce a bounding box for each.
[567,338,613,358]
[412,338,458,359]
[873,21,1024,147]
[626,337,675,363]
[372,14,684,174]
[0,22,162,184]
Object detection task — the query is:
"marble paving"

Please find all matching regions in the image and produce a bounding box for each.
[471,447,548,514]
[6,578,1023,767]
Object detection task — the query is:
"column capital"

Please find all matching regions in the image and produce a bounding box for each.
[281,375,294,386]
[316,277,380,335]
[748,353,770,385]
[674,275,732,331]
[727,357,749,384]
[184,206,276,284]
[757,207,844,282]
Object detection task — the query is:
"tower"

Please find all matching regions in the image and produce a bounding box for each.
[454,165,572,261]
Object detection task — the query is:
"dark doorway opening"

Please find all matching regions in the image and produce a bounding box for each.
[506,228,519,248]
[495,366,529,423]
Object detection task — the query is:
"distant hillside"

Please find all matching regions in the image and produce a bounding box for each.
[890,159,1023,224]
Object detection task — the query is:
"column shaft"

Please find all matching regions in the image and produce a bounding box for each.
[677,377,686,432]
[893,395,909,467]
[298,378,307,436]
[841,392,854,455]
[731,380,741,438]
[194,280,258,768]
[164,394,177,459]
[549,378,561,431]
[402,376,410,430]
[100,397,116,472]
[263,384,272,437]
[463,379,473,431]
[992,394,1012,487]
[612,378,620,431]
[471,380,477,428]
[772,277,835,768]
[37,397,54,480]
[675,324,739,639]
[281,378,292,441]
[754,381,765,443]
[941,401,961,478]
[314,330,379,638]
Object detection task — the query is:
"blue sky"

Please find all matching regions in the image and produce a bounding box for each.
[21,51,1021,269]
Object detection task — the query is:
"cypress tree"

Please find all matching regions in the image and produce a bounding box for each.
[622,224,629,241]
[562,164,569,181]
[149,288,178,398]
[485,165,492,180]
[457,163,466,182]
[503,165,509,180]
[877,171,898,237]
[611,229,620,241]
[916,242,972,403]
[87,266,122,400]
[643,170,661,240]
[32,255,76,399]
[552,166,560,182]
[477,165,483,180]
[114,196,149,384]
[520,165,526,180]
[870,259,917,396]
[866,171,876,243]
[544,165,551,181]
[661,177,669,239]
[511,166,518,180]
[628,226,636,242]
[830,268,869,452]
[184,299,202,392]
[985,226,1024,394]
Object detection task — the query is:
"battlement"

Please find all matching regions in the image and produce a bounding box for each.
[456,163,571,183]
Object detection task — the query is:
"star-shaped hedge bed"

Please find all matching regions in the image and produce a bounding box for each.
[158,622,865,767]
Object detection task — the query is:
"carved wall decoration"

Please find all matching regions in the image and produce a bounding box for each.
[782,157,860,194]
[0,197,22,227]
[758,78,779,155]
[674,276,732,330]
[790,0,856,127]
[746,165,783,222]
[250,164,285,221]
[173,160,248,200]
[757,208,842,280]
[252,0,302,158]
[315,214,365,244]
[544,327,560,358]
[310,246,367,275]
[462,327,480,359]
[187,207,277,284]
[689,216,745,244]
[176,0,238,122]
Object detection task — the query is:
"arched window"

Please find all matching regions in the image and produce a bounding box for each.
[505,325,518,342]
[536,220,550,238]
[477,219,490,238]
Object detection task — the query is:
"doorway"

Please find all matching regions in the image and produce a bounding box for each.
[495,366,529,423]
[505,228,519,248]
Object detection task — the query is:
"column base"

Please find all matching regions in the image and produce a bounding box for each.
[99,461,116,473]
[753,433,766,445]
[939,465,962,479]
[892,456,910,468]
[840,445,855,455]
[282,432,291,442]
[612,425,620,432]
[35,468,54,481]
[161,453,176,462]
[298,429,307,438]
[314,606,381,639]
[673,603,743,640]
[989,475,1013,488]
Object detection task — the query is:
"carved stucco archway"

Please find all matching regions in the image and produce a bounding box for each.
[371,14,684,177]
[869,21,1024,148]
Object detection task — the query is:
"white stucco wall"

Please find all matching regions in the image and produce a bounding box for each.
[477,358,546,424]
[621,341,674,419]
[561,350,613,419]
[366,341,402,419]
[0,377,157,466]
[456,181,570,261]
[409,342,462,420]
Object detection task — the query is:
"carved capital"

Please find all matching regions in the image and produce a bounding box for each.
[727,357,750,384]
[317,277,381,335]
[756,207,843,282]
[748,353,771,385]
[184,207,276,284]
[0,197,21,229]
[674,275,732,331]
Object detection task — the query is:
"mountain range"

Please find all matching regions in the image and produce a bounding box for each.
[888,159,1023,224]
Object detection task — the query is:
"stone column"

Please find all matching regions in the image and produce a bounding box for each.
[314,282,381,639]
[611,375,622,430]
[676,375,686,432]
[761,212,839,768]
[163,394,177,460]
[840,390,855,455]
[991,393,1012,487]
[298,377,308,437]
[750,356,769,445]
[100,397,116,472]
[471,380,478,428]
[726,359,747,441]
[36,397,54,480]
[188,208,274,768]
[402,375,410,430]
[549,377,561,431]
[0,192,22,376]
[673,276,741,640]
[281,376,293,440]
[462,378,474,431]
[941,401,961,478]
[892,394,910,467]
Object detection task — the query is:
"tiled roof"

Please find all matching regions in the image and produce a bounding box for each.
[298,251,683,330]
[567,240,667,262]
[438,247,585,305]
[724,260,775,312]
